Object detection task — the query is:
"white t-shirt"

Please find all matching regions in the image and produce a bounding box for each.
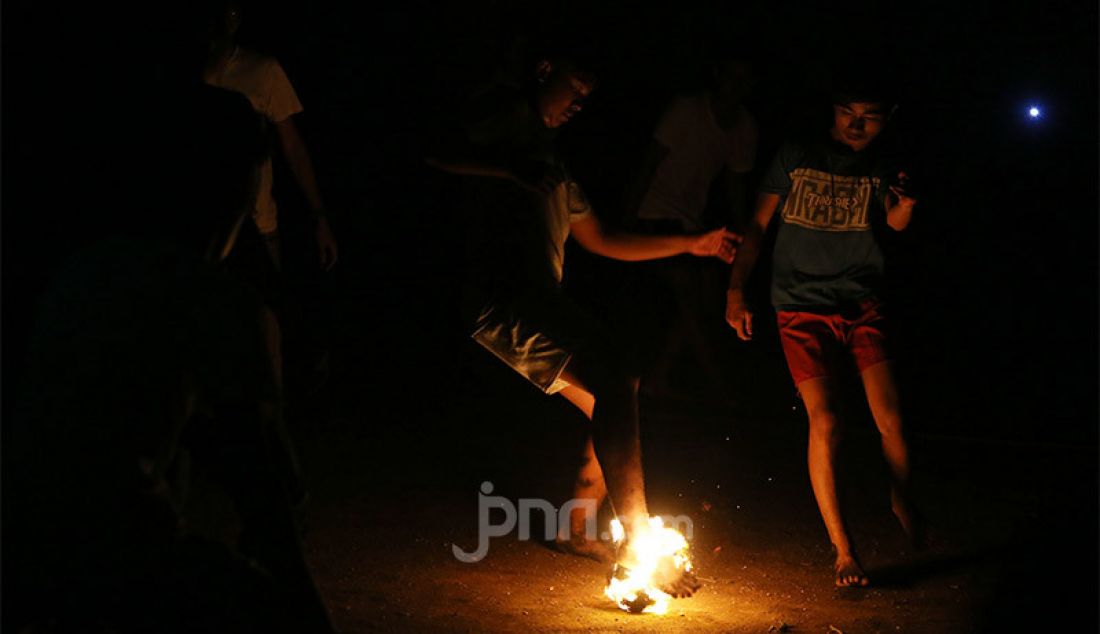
[205,47,303,235]
[545,178,594,284]
[637,92,757,231]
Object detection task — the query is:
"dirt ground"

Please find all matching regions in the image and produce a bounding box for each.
[265,344,1097,634]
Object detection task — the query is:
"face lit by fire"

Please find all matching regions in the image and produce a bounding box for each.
[831,101,888,152]
[604,517,694,614]
[534,60,597,128]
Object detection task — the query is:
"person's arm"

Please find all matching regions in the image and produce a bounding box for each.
[724,192,782,340]
[275,117,338,270]
[276,118,324,213]
[424,90,566,194]
[884,171,916,231]
[425,148,565,195]
[569,214,740,263]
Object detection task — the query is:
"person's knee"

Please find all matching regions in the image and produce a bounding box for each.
[875,411,905,441]
[803,386,835,418]
[806,405,841,444]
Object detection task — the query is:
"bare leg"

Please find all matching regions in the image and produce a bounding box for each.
[559,359,699,597]
[555,386,613,562]
[861,361,923,548]
[800,377,867,587]
[554,354,699,598]
[558,386,608,531]
[557,361,647,535]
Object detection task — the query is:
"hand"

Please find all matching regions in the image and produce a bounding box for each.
[509,159,566,195]
[315,215,338,271]
[687,227,742,263]
[725,289,753,341]
[887,171,917,210]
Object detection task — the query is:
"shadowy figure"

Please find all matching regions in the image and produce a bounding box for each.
[627,45,758,403]
[202,0,338,272]
[201,0,336,400]
[724,70,923,587]
[4,71,334,632]
[426,39,737,595]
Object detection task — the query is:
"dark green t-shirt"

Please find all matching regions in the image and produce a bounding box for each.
[761,139,896,311]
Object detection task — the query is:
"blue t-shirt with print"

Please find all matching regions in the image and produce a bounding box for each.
[761,138,896,311]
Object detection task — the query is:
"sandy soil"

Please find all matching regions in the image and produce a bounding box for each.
[274,371,1096,634]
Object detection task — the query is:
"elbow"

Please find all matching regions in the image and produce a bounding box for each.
[574,230,616,259]
[581,237,614,259]
[742,222,767,246]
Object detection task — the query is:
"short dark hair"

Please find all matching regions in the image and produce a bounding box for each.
[526,28,602,80]
[829,67,899,112]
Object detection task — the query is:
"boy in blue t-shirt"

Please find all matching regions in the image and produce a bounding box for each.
[724,77,920,587]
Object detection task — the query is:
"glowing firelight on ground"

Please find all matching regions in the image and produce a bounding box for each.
[604,517,694,614]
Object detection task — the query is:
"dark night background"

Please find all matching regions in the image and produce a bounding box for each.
[3,0,1098,631]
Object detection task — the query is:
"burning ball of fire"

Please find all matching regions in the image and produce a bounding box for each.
[604,516,697,614]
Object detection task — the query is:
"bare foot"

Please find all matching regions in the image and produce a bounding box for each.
[654,563,702,598]
[610,555,702,599]
[835,555,869,587]
[555,535,616,564]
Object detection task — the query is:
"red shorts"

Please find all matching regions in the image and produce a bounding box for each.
[776,298,891,386]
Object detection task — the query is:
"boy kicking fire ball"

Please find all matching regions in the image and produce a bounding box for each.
[427,41,722,601]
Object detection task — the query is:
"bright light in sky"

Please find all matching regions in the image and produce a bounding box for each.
[1028,106,1041,118]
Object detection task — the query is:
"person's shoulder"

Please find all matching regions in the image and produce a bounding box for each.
[774,139,809,164]
[653,93,703,135]
[866,149,904,184]
[462,82,533,132]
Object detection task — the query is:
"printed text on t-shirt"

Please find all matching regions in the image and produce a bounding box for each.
[781,168,880,232]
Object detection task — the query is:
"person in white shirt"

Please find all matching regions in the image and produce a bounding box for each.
[203,0,338,272]
[627,51,758,401]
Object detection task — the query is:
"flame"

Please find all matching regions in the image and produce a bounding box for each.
[603,516,693,614]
